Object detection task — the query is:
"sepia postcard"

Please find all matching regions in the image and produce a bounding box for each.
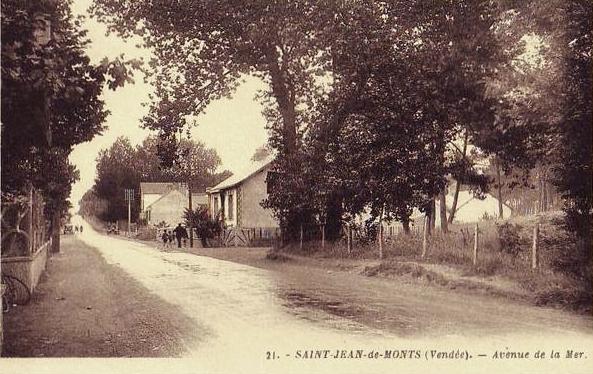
[1,0,591,373]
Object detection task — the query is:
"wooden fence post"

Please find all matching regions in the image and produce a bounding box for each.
[473,223,479,266]
[532,223,539,270]
[347,224,352,254]
[422,215,428,258]
[378,222,384,259]
[321,224,325,249]
[299,224,303,251]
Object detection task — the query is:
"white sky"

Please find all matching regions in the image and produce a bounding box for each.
[68,0,269,208]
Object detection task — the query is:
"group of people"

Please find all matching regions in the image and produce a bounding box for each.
[74,225,83,233]
[161,223,189,250]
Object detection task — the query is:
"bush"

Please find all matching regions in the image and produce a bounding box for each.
[496,222,523,256]
[184,207,222,247]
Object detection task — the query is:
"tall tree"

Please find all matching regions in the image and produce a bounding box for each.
[91,0,335,156]
[1,0,136,250]
[305,0,503,234]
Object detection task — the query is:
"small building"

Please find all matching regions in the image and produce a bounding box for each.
[140,182,207,226]
[206,158,278,229]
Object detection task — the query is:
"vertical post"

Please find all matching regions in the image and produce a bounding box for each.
[346,224,352,254]
[127,198,131,237]
[188,182,193,248]
[422,215,428,258]
[28,186,34,254]
[473,223,479,266]
[299,224,303,251]
[321,224,325,249]
[532,223,539,270]
[378,222,384,259]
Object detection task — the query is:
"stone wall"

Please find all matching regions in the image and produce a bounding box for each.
[1,240,49,292]
[0,282,4,355]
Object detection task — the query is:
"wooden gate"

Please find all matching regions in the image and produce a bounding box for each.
[221,228,250,247]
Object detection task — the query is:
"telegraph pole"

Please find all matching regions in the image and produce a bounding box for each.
[181,132,194,248]
[188,180,193,248]
[124,189,134,237]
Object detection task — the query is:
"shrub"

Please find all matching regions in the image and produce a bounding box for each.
[184,207,223,247]
[496,222,523,256]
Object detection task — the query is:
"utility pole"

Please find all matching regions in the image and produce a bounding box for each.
[183,137,194,248]
[188,180,193,248]
[124,189,134,237]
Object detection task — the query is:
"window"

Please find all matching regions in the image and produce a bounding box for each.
[227,194,234,220]
[213,197,219,214]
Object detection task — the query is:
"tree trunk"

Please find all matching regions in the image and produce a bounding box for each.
[377,206,384,259]
[448,180,461,224]
[448,130,468,224]
[402,216,410,235]
[439,189,448,233]
[543,177,549,212]
[51,211,60,253]
[496,159,504,219]
[266,45,297,154]
[426,214,431,236]
[430,198,436,231]
[325,193,343,241]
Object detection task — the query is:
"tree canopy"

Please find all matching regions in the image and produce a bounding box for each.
[1,0,138,219]
[90,0,591,243]
[88,135,230,222]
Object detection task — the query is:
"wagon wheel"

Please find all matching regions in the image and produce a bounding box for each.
[1,274,31,306]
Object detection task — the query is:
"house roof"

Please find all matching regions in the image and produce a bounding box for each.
[145,189,208,211]
[207,157,273,193]
[140,182,185,195]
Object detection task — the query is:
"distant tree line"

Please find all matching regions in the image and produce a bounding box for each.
[92,0,591,253]
[79,136,231,222]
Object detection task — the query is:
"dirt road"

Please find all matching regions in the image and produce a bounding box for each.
[2,218,592,373]
[2,236,200,357]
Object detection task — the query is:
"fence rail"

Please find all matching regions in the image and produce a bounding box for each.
[271,217,546,272]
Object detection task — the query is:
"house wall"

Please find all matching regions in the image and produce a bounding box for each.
[209,192,222,218]
[224,188,238,227]
[239,168,278,228]
[147,190,188,226]
[142,193,161,211]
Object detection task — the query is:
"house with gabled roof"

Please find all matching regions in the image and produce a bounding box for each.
[206,157,278,229]
[140,182,207,226]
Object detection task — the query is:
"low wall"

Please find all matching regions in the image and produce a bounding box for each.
[1,240,50,292]
[0,283,4,355]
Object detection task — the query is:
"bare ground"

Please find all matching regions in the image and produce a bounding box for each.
[176,245,592,337]
[2,235,202,357]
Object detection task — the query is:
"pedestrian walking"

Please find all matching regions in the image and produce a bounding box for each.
[173,223,187,248]
[161,230,170,250]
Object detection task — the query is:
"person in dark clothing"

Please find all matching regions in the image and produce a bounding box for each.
[173,223,187,248]
[161,230,170,249]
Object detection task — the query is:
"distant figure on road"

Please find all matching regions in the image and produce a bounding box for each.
[79,225,83,233]
[173,223,188,248]
[161,230,170,250]
[74,225,79,233]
